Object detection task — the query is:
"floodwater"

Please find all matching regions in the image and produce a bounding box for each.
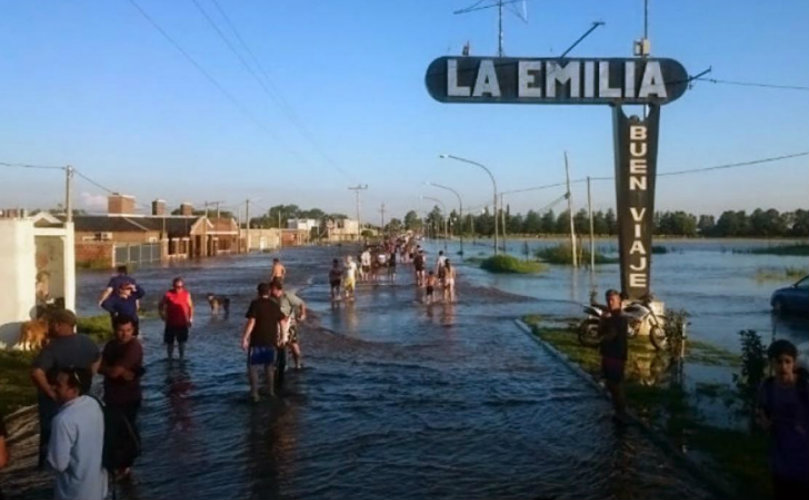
[1,244,721,500]
[455,237,808,353]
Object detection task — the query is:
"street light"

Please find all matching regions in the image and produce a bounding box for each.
[426,181,464,259]
[439,154,498,255]
[421,195,448,251]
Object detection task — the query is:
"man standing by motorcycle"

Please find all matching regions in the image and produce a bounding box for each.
[600,289,630,423]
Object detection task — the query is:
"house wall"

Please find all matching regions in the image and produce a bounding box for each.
[0,219,36,346]
[75,241,115,268]
[75,230,160,244]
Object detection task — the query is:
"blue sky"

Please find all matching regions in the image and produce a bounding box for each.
[1,0,807,221]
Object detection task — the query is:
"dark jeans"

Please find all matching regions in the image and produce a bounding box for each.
[106,399,142,469]
[37,394,58,468]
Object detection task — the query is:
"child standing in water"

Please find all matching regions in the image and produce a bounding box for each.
[424,271,437,305]
[329,259,342,301]
[756,339,809,500]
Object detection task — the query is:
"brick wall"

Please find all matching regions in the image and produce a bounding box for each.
[75,242,114,268]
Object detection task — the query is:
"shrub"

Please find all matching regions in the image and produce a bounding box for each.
[77,314,114,343]
[534,244,618,265]
[480,255,546,274]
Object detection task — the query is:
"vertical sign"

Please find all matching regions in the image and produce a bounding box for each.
[613,105,659,300]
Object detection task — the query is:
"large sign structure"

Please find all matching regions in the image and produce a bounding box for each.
[425,56,688,300]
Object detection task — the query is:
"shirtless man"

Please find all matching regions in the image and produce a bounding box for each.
[271,258,286,284]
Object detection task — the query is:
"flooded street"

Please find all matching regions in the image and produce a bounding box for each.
[3,245,718,500]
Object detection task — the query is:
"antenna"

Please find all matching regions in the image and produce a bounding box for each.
[454,0,529,57]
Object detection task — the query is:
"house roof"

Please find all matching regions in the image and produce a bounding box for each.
[55,214,201,236]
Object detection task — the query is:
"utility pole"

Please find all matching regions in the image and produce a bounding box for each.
[348,184,368,241]
[500,193,507,253]
[587,176,595,269]
[565,151,578,267]
[65,165,73,224]
[380,203,386,234]
[245,198,250,252]
[498,0,503,56]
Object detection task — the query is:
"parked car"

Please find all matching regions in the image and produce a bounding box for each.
[771,275,809,316]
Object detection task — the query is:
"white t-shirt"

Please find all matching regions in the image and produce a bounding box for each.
[437,255,447,268]
[345,261,358,279]
[360,251,371,266]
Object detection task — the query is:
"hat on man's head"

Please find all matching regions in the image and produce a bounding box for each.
[49,308,77,326]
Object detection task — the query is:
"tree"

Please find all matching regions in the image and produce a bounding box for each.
[385,217,403,234]
[697,214,715,236]
[523,210,541,234]
[604,209,617,235]
[404,210,422,231]
[540,209,556,234]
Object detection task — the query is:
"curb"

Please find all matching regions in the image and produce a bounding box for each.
[514,319,734,500]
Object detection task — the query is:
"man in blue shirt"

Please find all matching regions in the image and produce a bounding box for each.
[47,367,107,500]
[101,282,144,336]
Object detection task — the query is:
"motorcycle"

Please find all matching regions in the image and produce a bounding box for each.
[577,298,666,351]
[624,299,667,351]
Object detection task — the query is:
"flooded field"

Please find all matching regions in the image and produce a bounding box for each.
[2,244,725,500]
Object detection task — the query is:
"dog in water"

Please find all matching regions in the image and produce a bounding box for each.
[16,318,49,351]
[207,294,230,317]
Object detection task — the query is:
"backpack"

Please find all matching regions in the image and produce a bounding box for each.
[91,397,141,473]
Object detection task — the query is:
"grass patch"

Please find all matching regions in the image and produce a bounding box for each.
[743,244,809,256]
[754,266,808,282]
[688,340,740,367]
[521,316,770,499]
[76,314,114,343]
[535,244,618,265]
[480,255,547,274]
[76,259,112,270]
[0,350,37,416]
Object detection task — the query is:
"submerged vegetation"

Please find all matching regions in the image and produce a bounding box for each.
[740,243,809,256]
[534,244,618,266]
[480,255,546,274]
[754,266,808,282]
[521,317,769,498]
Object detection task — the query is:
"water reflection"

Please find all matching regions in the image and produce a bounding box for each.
[165,362,193,433]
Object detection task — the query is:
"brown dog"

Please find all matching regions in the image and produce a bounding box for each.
[16,318,48,351]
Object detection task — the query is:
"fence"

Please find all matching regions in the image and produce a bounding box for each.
[114,242,161,268]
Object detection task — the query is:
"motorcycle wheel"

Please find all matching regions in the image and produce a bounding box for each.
[577,319,601,347]
[649,325,667,351]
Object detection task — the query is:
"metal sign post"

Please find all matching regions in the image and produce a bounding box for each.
[425,55,687,300]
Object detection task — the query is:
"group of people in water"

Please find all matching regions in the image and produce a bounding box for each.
[327,236,457,305]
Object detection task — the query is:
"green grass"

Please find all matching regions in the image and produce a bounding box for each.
[754,266,808,282]
[534,244,619,265]
[76,314,114,343]
[522,316,770,499]
[76,259,112,270]
[0,350,37,416]
[480,255,547,274]
[688,340,740,367]
[744,244,809,256]
[0,315,113,416]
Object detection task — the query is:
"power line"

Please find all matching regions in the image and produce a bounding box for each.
[0,162,65,170]
[72,169,116,194]
[204,0,355,182]
[126,0,322,171]
[694,77,809,92]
